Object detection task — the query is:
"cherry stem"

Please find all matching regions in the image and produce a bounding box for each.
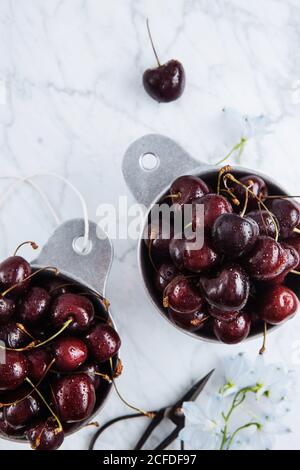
[0,358,56,408]
[13,241,38,257]
[293,228,300,234]
[222,176,240,206]
[224,173,280,241]
[0,266,59,298]
[217,165,232,195]
[215,137,247,166]
[291,270,300,275]
[146,19,161,67]
[25,377,63,434]
[82,421,99,429]
[259,321,267,355]
[16,323,36,340]
[94,372,112,383]
[239,181,253,218]
[0,318,73,352]
[109,358,154,418]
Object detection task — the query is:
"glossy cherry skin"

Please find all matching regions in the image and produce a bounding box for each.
[247,210,278,238]
[85,323,121,363]
[51,293,95,332]
[199,264,250,312]
[53,336,88,372]
[0,322,29,349]
[170,175,209,206]
[51,373,96,423]
[155,262,179,292]
[285,237,300,269]
[143,60,185,103]
[269,244,300,284]
[0,256,31,296]
[26,419,64,450]
[144,220,174,257]
[169,237,220,273]
[26,349,53,382]
[232,175,268,210]
[213,312,251,344]
[0,351,28,391]
[168,308,207,332]
[163,276,203,313]
[19,287,50,325]
[192,194,233,232]
[243,236,287,281]
[212,213,259,258]
[0,297,15,324]
[208,305,239,323]
[43,278,70,298]
[258,285,299,325]
[80,362,102,390]
[0,410,25,437]
[4,394,40,428]
[266,198,300,239]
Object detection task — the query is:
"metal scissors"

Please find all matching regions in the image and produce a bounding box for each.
[89,369,214,451]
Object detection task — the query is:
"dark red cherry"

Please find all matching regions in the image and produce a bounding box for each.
[0,351,28,391]
[80,362,102,390]
[53,336,88,372]
[155,262,179,292]
[144,220,174,257]
[4,394,41,428]
[85,323,121,363]
[247,210,278,238]
[269,244,300,284]
[208,305,239,323]
[243,236,287,281]
[0,322,29,349]
[26,419,64,450]
[0,297,15,324]
[19,287,50,325]
[212,213,259,257]
[43,278,70,298]
[26,349,53,382]
[168,308,207,332]
[143,60,185,103]
[51,374,96,423]
[266,198,300,239]
[192,194,233,232]
[169,237,220,273]
[0,256,31,297]
[258,285,299,325]
[0,410,25,436]
[199,264,250,312]
[170,175,209,206]
[232,175,268,210]
[213,311,251,344]
[51,293,94,332]
[163,276,203,313]
[285,237,300,269]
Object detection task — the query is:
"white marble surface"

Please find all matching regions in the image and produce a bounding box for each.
[0,0,300,450]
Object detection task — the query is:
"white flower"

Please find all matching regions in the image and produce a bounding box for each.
[219,353,251,396]
[222,107,271,143]
[246,416,291,451]
[179,395,224,450]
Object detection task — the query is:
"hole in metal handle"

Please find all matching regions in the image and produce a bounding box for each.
[72,236,93,256]
[139,152,160,172]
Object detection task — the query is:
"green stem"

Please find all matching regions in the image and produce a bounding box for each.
[215,137,247,166]
[219,385,261,450]
[227,422,261,450]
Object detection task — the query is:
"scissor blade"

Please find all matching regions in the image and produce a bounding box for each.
[180,369,215,404]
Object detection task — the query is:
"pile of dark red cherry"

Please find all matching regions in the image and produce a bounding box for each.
[0,250,121,450]
[144,169,300,345]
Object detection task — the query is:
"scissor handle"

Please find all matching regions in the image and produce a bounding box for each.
[134,409,165,450]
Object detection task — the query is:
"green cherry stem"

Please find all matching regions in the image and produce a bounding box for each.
[25,377,63,434]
